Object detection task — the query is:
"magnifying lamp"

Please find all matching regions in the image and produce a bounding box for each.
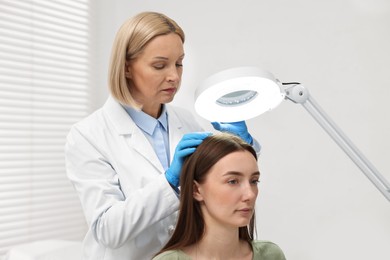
[194,66,390,202]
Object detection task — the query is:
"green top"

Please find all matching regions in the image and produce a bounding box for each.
[152,240,286,260]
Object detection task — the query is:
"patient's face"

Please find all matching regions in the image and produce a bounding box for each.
[194,150,260,229]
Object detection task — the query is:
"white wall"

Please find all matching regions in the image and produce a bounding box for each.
[95,1,390,259]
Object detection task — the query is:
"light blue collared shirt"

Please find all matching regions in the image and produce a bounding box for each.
[124,105,170,171]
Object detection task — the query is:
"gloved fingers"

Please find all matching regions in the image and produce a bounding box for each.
[211,121,247,133]
[211,121,222,131]
[175,139,205,151]
[176,132,211,150]
[229,120,247,129]
[211,121,253,144]
[166,132,209,188]
[174,147,197,159]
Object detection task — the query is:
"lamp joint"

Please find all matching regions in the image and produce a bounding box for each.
[283,83,310,104]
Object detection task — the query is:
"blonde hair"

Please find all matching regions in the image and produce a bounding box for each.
[108,12,185,107]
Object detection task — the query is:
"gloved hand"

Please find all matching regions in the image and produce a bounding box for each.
[165,132,211,188]
[211,121,253,145]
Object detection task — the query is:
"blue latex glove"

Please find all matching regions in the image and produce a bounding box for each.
[211,121,253,145]
[166,132,211,187]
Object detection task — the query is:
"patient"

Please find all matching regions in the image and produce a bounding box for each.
[153,133,285,259]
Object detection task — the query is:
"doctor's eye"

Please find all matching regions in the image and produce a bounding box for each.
[153,64,165,70]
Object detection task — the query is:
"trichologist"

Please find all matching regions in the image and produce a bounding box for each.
[65,11,261,260]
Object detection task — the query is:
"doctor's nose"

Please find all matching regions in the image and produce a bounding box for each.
[166,67,181,83]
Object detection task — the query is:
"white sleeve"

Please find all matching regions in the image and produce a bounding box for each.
[65,125,179,248]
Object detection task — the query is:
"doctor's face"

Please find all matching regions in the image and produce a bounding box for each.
[125,33,184,117]
[194,150,260,229]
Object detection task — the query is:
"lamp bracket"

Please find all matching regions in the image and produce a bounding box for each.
[283,83,310,104]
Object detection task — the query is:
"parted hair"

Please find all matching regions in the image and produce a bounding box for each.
[108,12,185,108]
[155,132,258,256]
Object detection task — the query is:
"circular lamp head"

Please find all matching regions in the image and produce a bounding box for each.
[194,67,285,122]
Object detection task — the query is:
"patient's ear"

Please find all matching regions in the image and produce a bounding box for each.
[193,181,204,202]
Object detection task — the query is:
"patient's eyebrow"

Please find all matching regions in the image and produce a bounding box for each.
[222,171,260,177]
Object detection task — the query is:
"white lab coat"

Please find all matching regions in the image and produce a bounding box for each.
[65,96,203,260]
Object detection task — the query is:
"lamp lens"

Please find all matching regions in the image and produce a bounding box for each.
[216,90,258,107]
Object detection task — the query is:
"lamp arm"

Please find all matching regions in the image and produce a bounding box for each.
[283,83,390,202]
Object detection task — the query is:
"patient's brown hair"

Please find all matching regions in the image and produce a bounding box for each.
[156,132,258,256]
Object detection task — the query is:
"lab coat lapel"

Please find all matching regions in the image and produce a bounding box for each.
[128,127,164,173]
[103,97,164,173]
[167,106,185,165]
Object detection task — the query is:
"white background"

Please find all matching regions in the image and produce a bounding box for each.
[94,1,390,259]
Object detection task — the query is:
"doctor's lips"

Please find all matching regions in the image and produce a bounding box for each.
[162,87,177,94]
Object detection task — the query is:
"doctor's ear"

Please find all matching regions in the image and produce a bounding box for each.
[125,61,132,79]
[193,181,204,202]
